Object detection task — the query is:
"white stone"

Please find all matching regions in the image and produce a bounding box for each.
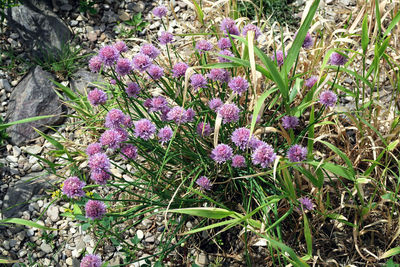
[136,230,144,240]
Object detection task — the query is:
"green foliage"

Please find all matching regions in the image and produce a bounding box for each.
[116,13,149,38]
[79,0,97,14]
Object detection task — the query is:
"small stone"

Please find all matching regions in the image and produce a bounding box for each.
[40,242,52,253]
[136,230,144,240]
[186,221,193,229]
[3,241,10,250]
[25,145,43,155]
[66,257,73,265]
[46,205,59,222]
[43,258,51,266]
[18,249,27,257]
[12,146,21,157]
[0,79,11,92]
[72,249,82,258]
[119,11,130,21]
[195,253,209,266]
[144,235,155,243]
[131,1,145,13]
[26,229,35,237]
[87,31,98,42]
[70,20,78,26]
[149,21,160,30]
[11,80,18,87]
[142,219,152,228]
[60,4,73,11]
[6,155,18,163]
[31,163,43,172]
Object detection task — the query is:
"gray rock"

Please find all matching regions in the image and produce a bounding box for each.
[70,69,104,95]
[131,1,145,13]
[5,66,65,145]
[136,229,144,240]
[60,4,72,11]
[7,3,71,58]
[40,242,52,253]
[0,79,11,92]
[46,205,59,222]
[195,253,209,266]
[101,10,118,23]
[24,145,43,155]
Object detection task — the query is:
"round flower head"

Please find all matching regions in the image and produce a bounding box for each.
[249,137,266,150]
[125,82,141,98]
[120,144,137,160]
[98,45,119,66]
[153,5,168,18]
[88,56,102,73]
[115,58,133,76]
[100,129,123,149]
[211,144,233,164]
[228,76,249,95]
[160,106,171,121]
[196,176,212,190]
[208,68,230,83]
[167,106,188,124]
[294,31,314,49]
[242,24,261,40]
[62,176,85,198]
[305,76,318,88]
[197,122,212,137]
[190,74,207,90]
[220,18,240,36]
[329,52,348,66]
[158,126,173,144]
[86,143,102,156]
[90,170,110,185]
[185,108,196,122]
[287,144,307,162]
[88,152,110,172]
[232,155,246,168]
[252,143,276,168]
[134,119,156,140]
[105,109,126,129]
[209,98,223,111]
[172,62,189,78]
[196,39,213,54]
[282,116,299,130]
[231,127,251,150]
[218,103,240,124]
[298,197,314,211]
[122,115,132,128]
[218,38,232,50]
[146,96,168,113]
[85,200,107,220]
[114,40,128,53]
[88,88,107,106]
[159,31,174,45]
[81,254,102,267]
[271,50,286,67]
[132,53,152,72]
[218,49,234,63]
[147,64,164,80]
[140,43,160,59]
[110,79,116,85]
[319,90,337,107]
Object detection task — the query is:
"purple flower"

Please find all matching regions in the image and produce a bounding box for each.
[122,115,132,128]
[160,106,171,121]
[186,108,196,122]
[305,76,318,88]
[158,126,173,143]
[153,5,168,18]
[85,200,107,220]
[132,53,152,72]
[329,52,348,66]
[167,106,188,124]
[294,32,314,49]
[88,56,102,73]
[134,119,156,140]
[114,41,128,53]
[190,74,207,90]
[271,50,286,67]
[98,45,119,66]
[125,82,141,98]
[88,88,107,106]
[115,58,133,76]
[172,62,189,78]
[110,79,117,85]
[196,39,213,54]
[298,197,314,211]
[232,155,246,168]
[220,18,240,36]
[147,64,164,80]
[90,170,110,185]
[86,143,102,156]
[228,76,249,95]
[140,44,160,59]
[196,176,212,190]
[62,177,85,198]
[105,109,126,129]
[218,49,234,63]
[249,114,261,124]
[252,143,276,168]
[319,90,337,107]
[120,144,138,160]
[242,24,261,40]
[145,96,168,112]
[100,129,123,149]
[231,127,251,150]
[197,122,212,137]
[218,38,231,50]
[81,254,102,267]
[249,137,266,150]
[282,116,299,130]
[208,68,230,83]
[218,103,240,124]
[211,144,233,164]
[209,98,223,111]
[159,31,174,45]
[88,153,110,172]
[287,144,307,162]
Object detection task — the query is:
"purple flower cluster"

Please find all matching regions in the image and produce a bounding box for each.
[88,56,102,73]
[159,31,174,45]
[228,76,249,95]
[134,119,156,140]
[115,58,133,76]
[298,197,314,211]
[287,144,307,162]
[218,50,234,63]
[132,53,152,72]
[242,24,261,40]
[196,176,212,190]
[140,44,160,59]
[125,82,141,97]
[147,64,164,80]
[271,50,286,67]
[282,116,299,130]
[218,38,231,50]
[120,144,138,160]
[319,90,337,107]
[294,32,314,49]
[209,98,223,111]
[252,143,276,168]
[88,88,107,106]
[305,76,318,88]
[85,200,107,220]
[232,155,246,168]
[218,103,240,124]
[211,144,233,163]
[88,152,110,184]
[81,254,102,267]
[105,109,130,129]
[196,39,213,53]
[329,52,348,66]
[153,5,168,18]
[98,45,119,66]
[86,143,102,156]
[220,18,239,36]
[197,122,212,137]
[208,68,230,83]
[100,129,125,149]
[114,41,128,53]
[172,62,189,78]
[231,127,251,150]
[144,96,168,113]
[62,177,85,198]
[191,74,207,90]
[167,106,195,124]
[158,126,173,144]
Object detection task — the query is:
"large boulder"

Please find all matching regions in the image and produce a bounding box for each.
[7,1,71,58]
[5,66,65,145]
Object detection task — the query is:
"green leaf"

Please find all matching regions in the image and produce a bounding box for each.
[303,214,312,259]
[0,115,55,131]
[307,161,355,181]
[0,218,57,230]
[34,128,65,150]
[73,203,83,215]
[0,259,20,263]
[381,247,400,259]
[383,10,400,38]
[250,88,278,137]
[316,140,355,175]
[361,14,369,52]
[168,207,237,219]
[192,0,204,24]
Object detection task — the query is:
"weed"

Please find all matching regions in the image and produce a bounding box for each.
[115,13,149,38]
[78,0,97,15]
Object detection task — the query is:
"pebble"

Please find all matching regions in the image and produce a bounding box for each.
[119,11,130,21]
[136,230,144,240]
[87,31,98,42]
[0,79,11,92]
[25,145,43,155]
[60,4,73,11]
[11,80,18,86]
[6,155,18,163]
[144,235,155,243]
[40,243,52,253]
[47,206,60,222]
[3,241,10,250]
[31,163,43,172]
[196,253,209,266]
[70,20,79,26]
[66,257,73,266]
[18,249,27,257]
[12,146,21,157]
[132,1,145,13]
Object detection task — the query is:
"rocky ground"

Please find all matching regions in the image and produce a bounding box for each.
[0,0,364,266]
